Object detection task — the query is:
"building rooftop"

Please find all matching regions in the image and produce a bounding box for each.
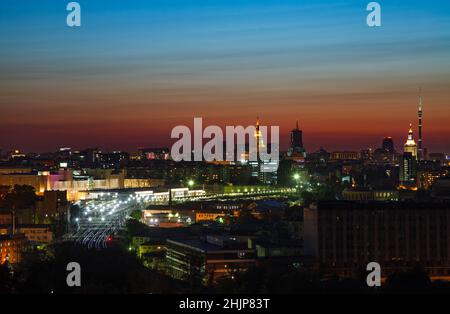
[167,236,250,253]
[314,200,450,210]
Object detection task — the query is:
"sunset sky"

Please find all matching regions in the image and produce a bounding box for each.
[1,0,449,153]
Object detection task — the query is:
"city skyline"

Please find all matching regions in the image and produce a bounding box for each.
[2,0,450,299]
[0,104,446,155]
[1,0,450,153]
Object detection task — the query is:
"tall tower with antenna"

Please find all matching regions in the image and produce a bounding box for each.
[418,89,423,160]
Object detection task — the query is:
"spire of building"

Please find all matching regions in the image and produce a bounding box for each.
[404,123,417,159]
[296,120,299,130]
[255,117,261,136]
[418,88,423,160]
[418,87,423,111]
[254,117,264,147]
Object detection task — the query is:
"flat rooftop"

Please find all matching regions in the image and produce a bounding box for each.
[167,238,250,252]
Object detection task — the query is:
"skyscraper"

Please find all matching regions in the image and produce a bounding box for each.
[382,137,395,153]
[375,136,396,163]
[418,90,423,160]
[399,152,417,185]
[288,121,306,157]
[291,121,303,150]
[404,124,418,159]
[250,117,263,179]
[251,118,277,184]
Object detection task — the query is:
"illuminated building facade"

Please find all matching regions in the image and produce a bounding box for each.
[342,188,399,201]
[0,234,27,264]
[250,118,278,184]
[399,152,417,185]
[330,151,360,161]
[195,211,228,222]
[138,148,171,161]
[123,178,165,189]
[400,124,419,186]
[404,124,418,158]
[0,169,126,201]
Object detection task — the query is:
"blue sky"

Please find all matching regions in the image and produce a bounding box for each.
[1,1,449,152]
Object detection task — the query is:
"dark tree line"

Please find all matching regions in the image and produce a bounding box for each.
[215,264,450,294]
[1,243,189,294]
